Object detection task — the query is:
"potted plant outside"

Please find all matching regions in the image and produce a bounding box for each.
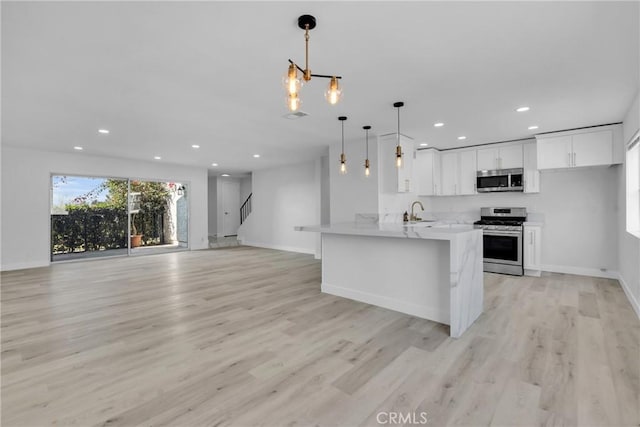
[130,211,143,248]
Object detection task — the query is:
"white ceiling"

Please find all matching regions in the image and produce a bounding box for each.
[2,1,639,176]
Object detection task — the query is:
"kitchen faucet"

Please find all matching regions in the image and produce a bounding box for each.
[410,201,424,221]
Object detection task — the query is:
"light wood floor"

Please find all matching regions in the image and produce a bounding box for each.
[1,247,638,426]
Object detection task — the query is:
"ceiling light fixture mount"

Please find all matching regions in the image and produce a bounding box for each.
[394,102,404,168]
[284,15,342,111]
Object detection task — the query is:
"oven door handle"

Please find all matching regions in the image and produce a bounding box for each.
[483,231,522,237]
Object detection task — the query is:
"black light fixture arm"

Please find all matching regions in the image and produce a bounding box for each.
[287,59,342,80]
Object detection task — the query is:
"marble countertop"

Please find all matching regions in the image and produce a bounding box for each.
[295,222,479,241]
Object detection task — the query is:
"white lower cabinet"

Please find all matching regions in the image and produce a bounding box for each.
[523,225,542,276]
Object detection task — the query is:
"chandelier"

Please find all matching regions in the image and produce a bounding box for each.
[284,15,343,111]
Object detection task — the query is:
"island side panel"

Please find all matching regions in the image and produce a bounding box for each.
[321,233,451,325]
[448,230,484,338]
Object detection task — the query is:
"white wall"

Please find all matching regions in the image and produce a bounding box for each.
[239,175,252,205]
[619,92,640,316]
[208,175,217,237]
[320,156,330,224]
[0,146,209,271]
[237,160,320,254]
[422,167,620,277]
[329,138,379,222]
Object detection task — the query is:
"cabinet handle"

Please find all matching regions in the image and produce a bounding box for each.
[573,152,576,166]
[567,152,571,166]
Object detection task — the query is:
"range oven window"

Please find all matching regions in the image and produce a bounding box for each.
[484,234,519,261]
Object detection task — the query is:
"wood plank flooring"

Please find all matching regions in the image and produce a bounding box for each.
[1,247,638,426]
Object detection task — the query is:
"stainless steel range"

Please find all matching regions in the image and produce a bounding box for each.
[473,207,527,276]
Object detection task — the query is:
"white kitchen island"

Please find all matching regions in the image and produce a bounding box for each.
[296,222,483,338]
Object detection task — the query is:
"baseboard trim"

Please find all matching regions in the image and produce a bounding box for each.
[241,240,315,255]
[1,260,50,272]
[321,282,450,325]
[617,273,640,319]
[541,264,618,279]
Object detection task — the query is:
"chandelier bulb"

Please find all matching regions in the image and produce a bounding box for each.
[325,77,342,105]
[340,153,347,175]
[365,159,370,177]
[396,144,403,168]
[283,63,302,96]
[287,93,301,111]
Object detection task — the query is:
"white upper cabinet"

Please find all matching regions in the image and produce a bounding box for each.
[572,130,613,167]
[415,149,441,196]
[439,149,476,196]
[458,150,477,195]
[537,135,572,169]
[440,152,458,195]
[477,145,523,170]
[523,141,540,193]
[477,148,498,170]
[536,125,621,170]
[499,145,524,169]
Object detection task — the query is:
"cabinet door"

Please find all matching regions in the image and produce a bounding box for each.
[477,148,497,171]
[537,136,572,169]
[415,150,435,196]
[458,150,477,195]
[440,152,458,195]
[433,151,442,195]
[523,142,540,193]
[499,145,523,169]
[523,226,542,272]
[572,130,613,167]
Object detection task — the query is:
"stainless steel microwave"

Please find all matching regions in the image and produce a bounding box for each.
[476,168,524,192]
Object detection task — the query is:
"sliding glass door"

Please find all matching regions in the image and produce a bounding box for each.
[129,180,189,255]
[51,175,128,261]
[51,175,189,262]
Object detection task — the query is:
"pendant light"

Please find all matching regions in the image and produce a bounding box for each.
[284,15,343,111]
[394,101,404,168]
[338,116,347,175]
[363,125,371,177]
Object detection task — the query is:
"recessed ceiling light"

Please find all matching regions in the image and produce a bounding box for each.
[221,173,230,177]
[528,125,539,130]
[153,156,161,160]
[73,146,83,150]
[211,163,218,167]
[253,154,260,158]
[457,136,467,140]
[516,106,530,112]
[420,143,429,147]
[434,122,444,127]
[191,144,200,149]
[98,129,109,134]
